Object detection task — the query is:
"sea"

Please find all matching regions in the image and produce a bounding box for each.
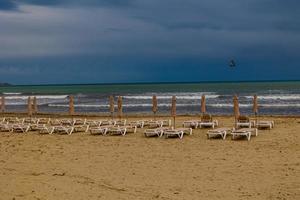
[0,81,299,116]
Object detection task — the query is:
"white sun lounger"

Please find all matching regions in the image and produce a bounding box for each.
[61,119,74,126]
[107,126,127,136]
[0,123,12,132]
[163,129,185,139]
[11,124,30,133]
[256,121,274,129]
[74,125,89,133]
[116,119,127,126]
[144,128,165,137]
[101,120,116,126]
[207,127,232,140]
[38,118,50,124]
[182,120,199,128]
[148,121,163,128]
[86,120,102,127]
[73,118,87,125]
[129,120,145,128]
[89,127,109,135]
[231,128,258,141]
[53,126,74,135]
[199,120,218,129]
[38,126,55,134]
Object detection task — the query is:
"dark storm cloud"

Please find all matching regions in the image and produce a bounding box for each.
[0,0,299,84]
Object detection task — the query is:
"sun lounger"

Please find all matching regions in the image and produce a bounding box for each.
[0,123,12,132]
[50,119,62,126]
[207,127,232,140]
[86,120,102,127]
[107,126,127,136]
[38,118,50,124]
[256,121,274,129]
[161,120,172,127]
[5,117,22,124]
[30,124,47,131]
[61,119,74,126]
[38,126,55,134]
[129,120,145,128]
[116,119,126,126]
[101,120,116,126]
[53,126,74,135]
[89,127,108,135]
[11,124,30,133]
[148,121,163,128]
[236,116,255,128]
[74,125,89,133]
[231,128,258,141]
[144,128,166,137]
[182,120,199,129]
[23,117,39,124]
[163,129,185,139]
[198,114,218,129]
[73,118,87,125]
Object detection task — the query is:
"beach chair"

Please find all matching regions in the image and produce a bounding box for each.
[86,120,102,127]
[198,114,218,129]
[129,120,144,128]
[144,128,165,137]
[11,124,30,133]
[107,126,127,136]
[101,120,116,126]
[30,123,46,131]
[38,126,55,134]
[38,118,50,124]
[0,118,5,123]
[0,123,12,132]
[148,121,163,128]
[50,119,62,126]
[163,129,185,139]
[207,127,232,140]
[73,118,87,125]
[231,128,258,141]
[182,120,199,129]
[161,120,172,127]
[256,121,274,129]
[61,119,74,126]
[5,117,21,124]
[116,119,127,126]
[236,116,255,128]
[23,117,39,124]
[74,124,89,133]
[53,126,74,135]
[89,127,108,135]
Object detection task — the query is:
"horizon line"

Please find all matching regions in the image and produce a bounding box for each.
[2,79,300,87]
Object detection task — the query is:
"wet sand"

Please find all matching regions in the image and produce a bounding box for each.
[0,116,299,200]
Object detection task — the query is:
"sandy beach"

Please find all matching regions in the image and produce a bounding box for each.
[0,115,299,200]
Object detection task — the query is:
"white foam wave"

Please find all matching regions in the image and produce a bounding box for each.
[245,95,300,100]
[210,103,300,108]
[123,95,219,100]
[4,95,68,100]
[2,92,22,95]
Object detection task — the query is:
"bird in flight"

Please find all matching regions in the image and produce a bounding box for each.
[229,59,236,68]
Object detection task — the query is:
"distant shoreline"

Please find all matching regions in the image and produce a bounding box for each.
[0,79,299,87]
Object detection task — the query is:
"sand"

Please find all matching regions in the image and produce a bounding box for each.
[0,116,299,200]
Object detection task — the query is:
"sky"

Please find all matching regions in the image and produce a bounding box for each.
[0,0,299,85]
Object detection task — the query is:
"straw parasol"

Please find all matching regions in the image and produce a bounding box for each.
[109,95,115,119]
[171,96,176,127]
[117,96,123,119]
[253,94,258,123]
[233,95,240,128]
[27,97,32,116]
[152,95,158,119]
[1,96,5,113]
[33,96,38,114]
[69,95,75,115]
[201,94,206,114]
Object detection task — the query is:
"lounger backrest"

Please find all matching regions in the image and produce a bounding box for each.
[201,114,212,122]
[238,115,249,123]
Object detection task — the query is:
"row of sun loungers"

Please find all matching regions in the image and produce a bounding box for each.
[207,127,258,141]
[144,127,193,139]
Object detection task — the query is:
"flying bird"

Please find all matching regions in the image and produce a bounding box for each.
[229,59,236,68]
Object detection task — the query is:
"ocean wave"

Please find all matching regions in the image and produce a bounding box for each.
[4,95,68,100]
[245,94,300,100]
[123,95,219,100]
[2,92,22,95]
[210,103,300,108]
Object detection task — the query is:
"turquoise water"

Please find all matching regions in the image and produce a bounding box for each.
[0,81,299,115]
